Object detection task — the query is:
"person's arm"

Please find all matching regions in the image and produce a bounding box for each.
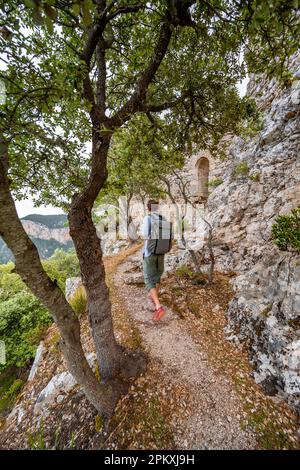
[141,215,150,239]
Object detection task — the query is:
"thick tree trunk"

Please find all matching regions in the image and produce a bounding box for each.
[0,144,120,418]
[188,249,202,273]
[69,133,146,381]
[68,132,123,380]
[69,202,122,380]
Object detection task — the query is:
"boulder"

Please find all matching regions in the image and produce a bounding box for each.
[124,273,145,286]
[34,371,77,416]
[7,405,25,427]
[28,342,45,382]
[33,353,97,417]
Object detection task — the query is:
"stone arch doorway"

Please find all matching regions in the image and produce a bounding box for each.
[196,157,209,201]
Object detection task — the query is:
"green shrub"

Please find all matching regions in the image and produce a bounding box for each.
[249,172,260,182]
[0,263,25,302]
[2,378,23,400]
[28,419,46,450]
[0,249,80,375]
[272,207,300,253]
[0,292,52,372]
[43,249,80,292]
[69,285,87,316]
[176,265,193,279]
[239,113,264,138]
[94,414,103,432]
[234,161,249,177]
[0,371,25,414]
[208,177,223,187]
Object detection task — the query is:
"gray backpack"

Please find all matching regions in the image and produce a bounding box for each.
[146,214,172,255]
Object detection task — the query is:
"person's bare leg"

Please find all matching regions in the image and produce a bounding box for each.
[149,287,161,310]
[148,283,160,304]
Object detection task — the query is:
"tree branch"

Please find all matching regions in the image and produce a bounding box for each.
[109,7,174,127]
[79,3,107,124]
[109,1,196,127]
[106,3,146,22]
[143,91,190,113]
[95,38,107,119]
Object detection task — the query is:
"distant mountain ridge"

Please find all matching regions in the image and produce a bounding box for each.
[0,214,73,264]
[21,213,68,229]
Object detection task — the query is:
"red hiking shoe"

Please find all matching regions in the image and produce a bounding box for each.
[153,306,165,322]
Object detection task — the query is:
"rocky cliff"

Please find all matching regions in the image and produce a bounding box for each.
[100,57,300,414]
[0,214,74,263]
[202,54,300,412]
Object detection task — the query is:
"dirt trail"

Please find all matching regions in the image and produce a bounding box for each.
[114,250,257,450]
[1,246,297,450]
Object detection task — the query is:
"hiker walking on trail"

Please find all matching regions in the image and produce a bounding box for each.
[141,200,172,322]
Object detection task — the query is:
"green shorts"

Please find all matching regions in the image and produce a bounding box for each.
[143,254,165,291]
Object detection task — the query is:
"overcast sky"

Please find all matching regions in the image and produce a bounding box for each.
[15,77,249,218]
[15,199,64,218]
[237,75,249,97]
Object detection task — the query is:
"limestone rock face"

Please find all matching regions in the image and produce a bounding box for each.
[130,52,299,412]
[203,54,300,411]
[225,247,300,410]
[7,405,25,427]
[100,234,130,256]
[65,277,83,301]
[34,371,78,417]
[0,214,74,263]
[165,246,190,273]
[21,220,71,245]
[33,353,97,418]
[28,342,45,382]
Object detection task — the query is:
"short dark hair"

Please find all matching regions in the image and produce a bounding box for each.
[147,199,159,212]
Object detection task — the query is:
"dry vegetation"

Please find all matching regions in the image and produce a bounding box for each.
[159,268,299,450]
